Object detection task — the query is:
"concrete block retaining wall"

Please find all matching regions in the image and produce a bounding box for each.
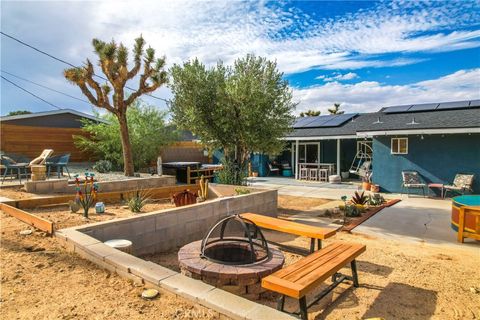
[25,175,176,194]
[75,188,277,256]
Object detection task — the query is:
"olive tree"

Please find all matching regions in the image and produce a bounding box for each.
[64,36,167,176]
[169,54,295,184]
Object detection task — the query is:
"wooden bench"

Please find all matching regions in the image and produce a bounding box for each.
[262,242,366,320]
[240,212,337,254]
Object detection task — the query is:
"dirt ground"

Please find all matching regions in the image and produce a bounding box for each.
[0,211,218,320]
[277,195,335,217]
[0,186,48,200]
[29,201,175,230]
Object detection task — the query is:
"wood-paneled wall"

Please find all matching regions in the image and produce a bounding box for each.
[0,124,90,162]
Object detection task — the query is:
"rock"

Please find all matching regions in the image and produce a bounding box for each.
[141,289,159,300]
[19,229,33,235]
[470,287,479,294]
[34,263,45,269]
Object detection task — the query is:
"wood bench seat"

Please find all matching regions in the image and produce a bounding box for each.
[262,242,366,320]
[240,212,337,253]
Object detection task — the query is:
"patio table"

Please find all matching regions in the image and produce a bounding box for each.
[428,183,444,198]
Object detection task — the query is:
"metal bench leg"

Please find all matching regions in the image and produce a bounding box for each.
[277,295,285,312]
[17,168,22,184]
[299,296,308,320]
[310,238,315,253]
[65,165,71,178]
[350,260,359,287]
[317,239,322,249]
[2,168,9,184]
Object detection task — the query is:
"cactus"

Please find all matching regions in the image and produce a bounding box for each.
[198,175,208,201]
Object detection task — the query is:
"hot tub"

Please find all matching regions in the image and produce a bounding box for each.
[162,162,201,183]
[451,195,480,234]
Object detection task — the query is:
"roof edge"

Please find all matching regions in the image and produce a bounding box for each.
[0,109,108,123]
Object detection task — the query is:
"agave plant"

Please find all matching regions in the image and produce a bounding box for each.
[351,191,368,205]
[127,190,151,213]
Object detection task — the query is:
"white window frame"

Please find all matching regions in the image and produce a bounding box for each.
[391,137,408,154]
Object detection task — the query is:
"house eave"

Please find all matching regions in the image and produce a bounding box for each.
[282,135,358,141]
[356,127,480,137]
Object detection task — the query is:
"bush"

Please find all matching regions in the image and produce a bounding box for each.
[126,190,150,213]
[74,100,178,171]
[234,187,251,195]
[216,158,247,186]
[93,160,113,173]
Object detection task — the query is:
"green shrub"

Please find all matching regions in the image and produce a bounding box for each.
[74,101,178,171]
[127,190,150,213]
[216,158,247,186]
[234,187,251,195]
[93,160,113,173]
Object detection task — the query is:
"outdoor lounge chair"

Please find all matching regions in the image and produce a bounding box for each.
[401,170,426,197]
[1,155,29,184]
[29,149,54,166]
[46,153,71,179]
[443,174,474,198]
[267,163,280,176]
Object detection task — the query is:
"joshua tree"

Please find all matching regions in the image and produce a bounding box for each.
[328,103,345,115]
[299,109,321,117]
[64,36,167,176]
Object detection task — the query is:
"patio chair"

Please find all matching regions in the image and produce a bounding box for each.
[401,171,426,197]
[29,149,54,166]
[444,174,474,198]
[46,154,71,179]
[1,156,29,184]
[267,163,280,176]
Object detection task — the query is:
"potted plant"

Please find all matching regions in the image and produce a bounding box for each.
[362,171,372,191]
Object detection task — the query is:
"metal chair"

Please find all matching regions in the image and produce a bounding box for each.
[444,174,474,198]
[46,154,71,179]
[1,156,29,184]
[401,171,426,197]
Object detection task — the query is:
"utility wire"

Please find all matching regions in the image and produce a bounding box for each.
[1,31,170,103]
[1,69,93,106]
[1,75,63,110]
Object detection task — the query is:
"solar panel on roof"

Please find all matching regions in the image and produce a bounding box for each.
[383,105,412,113]
[292,116,318,128]
[322,113,358,126]
[408,103,439,112]
[436,101,470,110]
[469,99,480,107]
[301,115,336,128]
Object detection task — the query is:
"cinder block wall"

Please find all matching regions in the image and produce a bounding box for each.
[77,189,277,256]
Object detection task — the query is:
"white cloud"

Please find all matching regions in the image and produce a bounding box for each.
[83,0,480,74]
[318,72,359,82]
[294,68,480,114]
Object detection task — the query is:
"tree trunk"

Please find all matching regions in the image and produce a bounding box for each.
[118,112,135,176]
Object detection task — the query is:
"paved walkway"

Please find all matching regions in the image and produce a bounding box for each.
[248,177,479,250]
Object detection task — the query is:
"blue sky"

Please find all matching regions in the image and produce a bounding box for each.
[1,0,479,116]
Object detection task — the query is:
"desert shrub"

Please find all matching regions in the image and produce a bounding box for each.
[234,187,251,195]
[345,204,361,217]
[351,191,368,205]
[127,190,151,213]
[93,160,113,173]
[368,193,385,206]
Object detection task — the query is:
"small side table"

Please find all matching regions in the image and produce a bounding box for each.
[428,183,444,198]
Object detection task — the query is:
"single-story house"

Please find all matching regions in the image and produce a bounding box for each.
[277,99,480,194]
[0,109,107,161]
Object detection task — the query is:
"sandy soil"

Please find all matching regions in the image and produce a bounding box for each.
[28,201,175,230]
[0,211,219,320]
[277,195,335,217]
[0,186,50,200]
[143,230,480,320]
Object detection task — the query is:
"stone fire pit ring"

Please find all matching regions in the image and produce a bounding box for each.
[178,240,284,299]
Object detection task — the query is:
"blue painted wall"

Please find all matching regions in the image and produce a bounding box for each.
[372,134,480,194]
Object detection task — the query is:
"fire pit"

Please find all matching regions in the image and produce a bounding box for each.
[178,214,284,299]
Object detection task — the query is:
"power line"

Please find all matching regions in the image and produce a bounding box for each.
[1,69,93,106]
[1,31,170,103]
[1,75,63,110]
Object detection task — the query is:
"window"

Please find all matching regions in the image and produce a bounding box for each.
[391,138,408,154]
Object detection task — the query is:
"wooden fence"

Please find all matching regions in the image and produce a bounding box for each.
[186,166,223,184]
[0,124,90,162]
